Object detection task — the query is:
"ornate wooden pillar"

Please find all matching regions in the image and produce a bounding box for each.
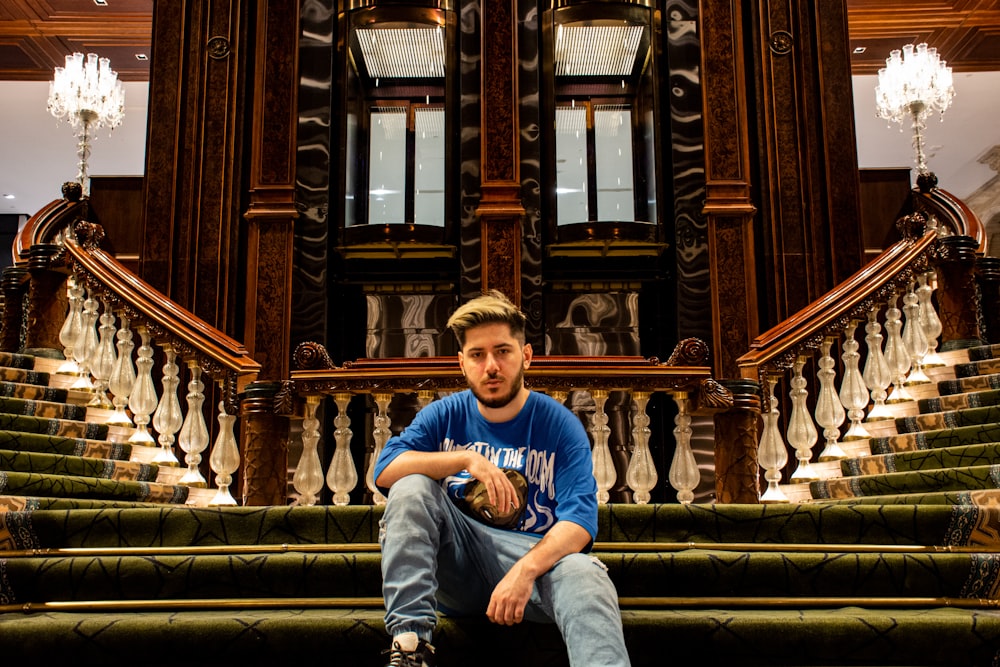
[240,381,288,505]
[747,0,863,324]
[243,0,297,382]
[141,0,250,334]
[977,256,1000,345]
[700,0,758,379]
[238,0,298,503]
[0,267,29,353]
[936,236,985,351]
[477,0,523,304]
[713,379,762,503]
[24,244,68,354]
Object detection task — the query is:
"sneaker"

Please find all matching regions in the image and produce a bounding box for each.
[383,638,436,667]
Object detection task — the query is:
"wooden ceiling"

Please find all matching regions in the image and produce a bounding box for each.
[0,0,996,81]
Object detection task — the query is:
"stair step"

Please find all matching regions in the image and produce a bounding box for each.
[1,546,992,604]
[0,396,88,422]
[0,605,998,666]
[0,381,68,404]
[0,429,133,460]
[0,470,190,504]
[843,442,1000,476]
[0,449,161,483]
[895,404,1000,434]
[810,464,1000,500]
[0,412,109,440]
[868,421,1000,455]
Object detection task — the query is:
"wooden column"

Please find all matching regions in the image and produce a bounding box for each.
[713,379,762,503]
[243,0,298,382]
[477,0,523,304]
[140,0,250,335]
[701,0,758,379]
[240,381,288,506]
[936,236,985,350]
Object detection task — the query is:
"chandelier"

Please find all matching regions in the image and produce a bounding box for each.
[874,43,954,180]
[47,52,126,193]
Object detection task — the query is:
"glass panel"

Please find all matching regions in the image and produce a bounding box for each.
[414,107,445,226]
[345,110,357,226]
[594,105,634,221]
[368,107,407,225]
[555,105,589,225]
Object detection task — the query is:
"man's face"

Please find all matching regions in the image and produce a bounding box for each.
[458,322,533,410]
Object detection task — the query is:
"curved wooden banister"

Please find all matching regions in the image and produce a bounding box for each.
[13,196,86,264]
[736,184,984,386]
[10,195,260,398]
[63,234,260,382]
[737,229,938,381]
[917,186,987,254]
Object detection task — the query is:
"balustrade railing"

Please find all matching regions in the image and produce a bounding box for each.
[1,186,261,505]
[736,185,988,503]
[281,342,730,506]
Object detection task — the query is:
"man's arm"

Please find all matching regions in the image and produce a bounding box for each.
[376,449,519,510]
[486,519,592,625]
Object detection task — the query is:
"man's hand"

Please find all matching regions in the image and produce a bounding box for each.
[465,452,518,513]
[485,521,593,626]
[487,560,535,625]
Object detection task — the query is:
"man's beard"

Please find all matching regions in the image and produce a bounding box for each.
[469,365,525,409]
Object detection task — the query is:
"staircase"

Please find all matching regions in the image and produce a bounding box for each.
[4,344,1000,665]
[0,351,214,509]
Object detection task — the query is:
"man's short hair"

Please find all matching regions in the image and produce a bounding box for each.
[447,290,527,348]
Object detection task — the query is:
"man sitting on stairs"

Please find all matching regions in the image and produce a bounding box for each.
[374,290,631,667]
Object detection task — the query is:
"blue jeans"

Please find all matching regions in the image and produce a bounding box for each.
[379,474,631,667]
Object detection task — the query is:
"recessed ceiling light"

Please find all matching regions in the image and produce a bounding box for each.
[853,46,867,54]
[3,194,15,200]
[94,0,108,6]
[135,53,149,61]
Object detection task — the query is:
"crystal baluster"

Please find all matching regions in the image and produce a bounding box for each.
[57,276,84,375]
[863,305,894,421]
[815,337,847,461]
[902,280,930,385]
[589,389,616,504]
[839,321,871,440]
[326,392,357,506]
[106,314,135,426]
[758,377,789,502]
[625,391,656,504]
[883,292,913,403]
[365,392,392,505]
[177,362,209,487]
[668,392,700,504]
[127,327,157,445]
[788,357,819,483]
[70,288,98,390]
[918,271,944,367]
[151,345,182,464]
[88,298,116,409]
[209,397,240,506]
[295,395,324,506]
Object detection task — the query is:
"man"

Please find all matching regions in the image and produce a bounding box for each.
[374,290,631,667]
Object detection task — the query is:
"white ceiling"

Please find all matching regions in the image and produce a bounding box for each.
[0,72,998,217]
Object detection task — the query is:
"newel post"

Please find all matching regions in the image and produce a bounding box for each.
[935,235,984,351]
[240,381,290,505]
[0,267,29,353]
[712,378,762,503]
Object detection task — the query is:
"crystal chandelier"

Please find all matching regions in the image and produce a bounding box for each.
[47,52,126,194]
[875,43,954,179]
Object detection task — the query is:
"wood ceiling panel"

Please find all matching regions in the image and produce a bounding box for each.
[847,0,1000,74]
[0,0,996,80]
[0,0,151,81]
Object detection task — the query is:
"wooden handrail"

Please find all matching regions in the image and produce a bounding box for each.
[737,229,938,381]
[287,341,730,412]
[916,186,987,254]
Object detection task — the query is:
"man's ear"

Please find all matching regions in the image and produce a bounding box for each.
[458,351,466,375]
[522,343,533,368]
